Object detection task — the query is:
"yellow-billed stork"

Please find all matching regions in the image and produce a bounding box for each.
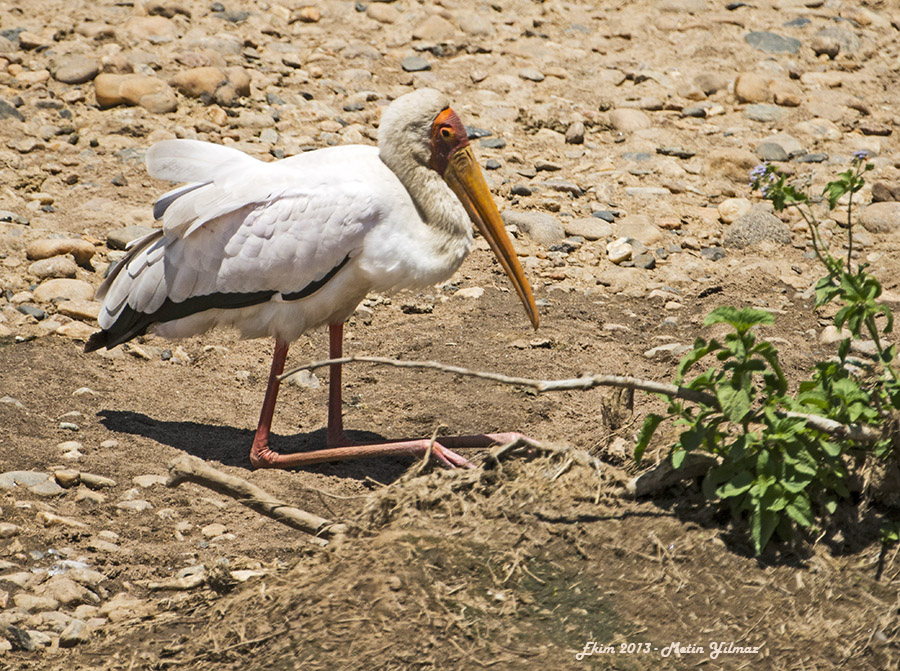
[86,88,539,469]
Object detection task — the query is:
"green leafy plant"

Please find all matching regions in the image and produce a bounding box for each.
[636,153,898,555]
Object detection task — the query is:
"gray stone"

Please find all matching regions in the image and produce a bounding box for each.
[501,211,565,246]
[107,226,156,250]
[723,209,791,249]
[401,56,430,72]
[565,121,585,144]
[815,26,859,55]
[17,305,45,320]
[745,31,801,54]
[744,104,784,123]
[563,217,612,241]
[59,619,90,647]
[518,68,545,82]
[755,142,788,162]
[0,471,52,490]
[859,202,900,234]
[50,55,100,84]
[28,256,78,279]
[701,246,726,261]
[633,253,656,269]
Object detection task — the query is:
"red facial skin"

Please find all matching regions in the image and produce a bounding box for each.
[429,108,470,176]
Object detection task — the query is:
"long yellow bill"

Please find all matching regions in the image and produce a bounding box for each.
[443,145,540,330]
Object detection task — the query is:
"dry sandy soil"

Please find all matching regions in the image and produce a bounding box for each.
[1,0,900,669]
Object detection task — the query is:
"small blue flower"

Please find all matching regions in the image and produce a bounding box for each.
[750,163,768,181]
[853,149,870,160]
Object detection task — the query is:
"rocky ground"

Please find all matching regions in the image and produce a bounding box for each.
[1,0,900,669]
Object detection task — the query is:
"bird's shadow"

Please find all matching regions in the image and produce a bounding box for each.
[98,409,414,482]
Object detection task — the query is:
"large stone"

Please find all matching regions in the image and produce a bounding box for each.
[94,74,177,114]
[616,215,664,246]
[412,15,456,41]
[26,239,96,267]
[28,257,77,279]
[859,202,900,234]
[563,217,612,241]
[723,209,791,249]
[56,321,98,342]
[33,279,95,303]
[50,55,100,84]
[734,72,770,103]
[501,211,565,246]
[36,577,95,607]
[56,300,102,321]
[457,12,494,36]
[718,198,752,224]
[792,118,842,142]
[125,15,177,43]
[170,66,249,106]
[609,108,652,132]
[745,31,801,54]
[366,3,399,23]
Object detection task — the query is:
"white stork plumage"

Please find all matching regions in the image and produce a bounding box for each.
[86,88,539,469]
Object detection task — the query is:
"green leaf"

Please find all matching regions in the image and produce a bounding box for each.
[671,447,687,469]
[752,506,779,555]
[717,470,754,499]
[634,414,664,464]
[785,495,814,528]
[716,384,752,423]
[704,306,774,333]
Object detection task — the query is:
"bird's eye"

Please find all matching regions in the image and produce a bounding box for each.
[440,127,452,140]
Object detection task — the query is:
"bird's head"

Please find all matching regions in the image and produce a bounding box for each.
[379,89,540,330]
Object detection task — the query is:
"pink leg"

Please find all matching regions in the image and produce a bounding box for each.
[250,329,523,470]
[326,323,350,448]
[249,338,290,468]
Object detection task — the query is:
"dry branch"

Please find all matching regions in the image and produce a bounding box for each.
[166,455,347,543]
[280,356,881,443]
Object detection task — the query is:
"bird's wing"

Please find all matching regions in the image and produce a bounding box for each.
[98,142,393,331]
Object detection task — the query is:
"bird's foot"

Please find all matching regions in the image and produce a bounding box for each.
[249,431,535,470]
[249,434,472,469]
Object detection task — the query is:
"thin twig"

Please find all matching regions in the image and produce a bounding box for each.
[281,356,880,443]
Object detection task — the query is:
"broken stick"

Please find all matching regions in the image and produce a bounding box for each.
[166,455,347,543]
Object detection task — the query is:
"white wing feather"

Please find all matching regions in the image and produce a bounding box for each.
[99,142,391,330]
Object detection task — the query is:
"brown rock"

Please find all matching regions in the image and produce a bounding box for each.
[170,67,227,99]
[608,108,652,132]
[50,55,100,84]
[367,3,399,23]
[872,182,900,202]
[56,322,98,341]
[412,15,456,41]
[707,148,759,184]
[811,35,840,59]
[734,72,771,103]
[291,7,321,23]
[26,238,96,267]
[94,74,178,114]
[770,80,802,107]
[33,279,95,303]
[617,215,664,246]
[859,202,900,234]
[125,16,178,43]
[56,300,102,321]
[28,257,77,279]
